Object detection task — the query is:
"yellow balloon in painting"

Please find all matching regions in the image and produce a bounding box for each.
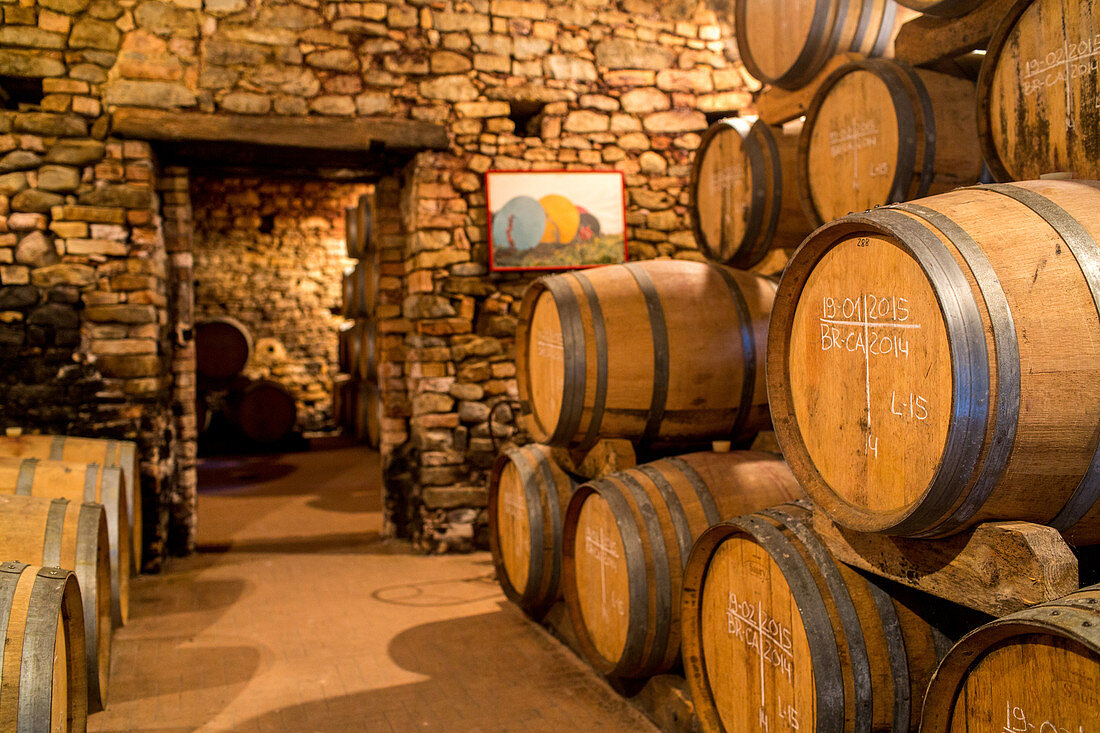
[539,195,581,244]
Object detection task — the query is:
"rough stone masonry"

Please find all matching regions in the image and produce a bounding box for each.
[0,0,754,558]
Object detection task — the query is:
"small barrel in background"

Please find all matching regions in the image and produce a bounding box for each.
[797,58,982,226]
[768,179,1100,544]
[517,260,776,451]
[195,316,253,382]
[338,321,362,377]
[562,451,802,678]
[346,262,375,319]
[0,434,142,574]
[689,118,812,269]
[0,495,111,713]
[345,193,373,260]
[681,503,944,732]
[0,457,129,627]
[978,0,1100,181]
[488,444,578,617]
[229,379,298,445]
[922,583,1100,733]
[734,0,901,90]
[354,380,381,449]
[357,319,377,383]
[0,562,87,733]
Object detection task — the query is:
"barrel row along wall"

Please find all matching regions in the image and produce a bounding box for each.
[191,175,368,432]
[0,0,755,556]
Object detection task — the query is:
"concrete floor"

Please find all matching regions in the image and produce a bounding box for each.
[88,444,656,732]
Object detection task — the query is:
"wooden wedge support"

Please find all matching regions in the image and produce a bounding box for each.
[811,513,1078,617]
[549,439,637,481]
[893,0,1017,66]
[756,52,863,125]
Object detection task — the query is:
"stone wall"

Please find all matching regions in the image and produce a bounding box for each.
[191,174,367,432]
[0,0,754,556]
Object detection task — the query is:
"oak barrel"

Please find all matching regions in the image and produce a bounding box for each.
[922,583,1100,733]
[332,373,353,431]
[0,562,87,733]
[689,118,812,268]
[338,321,361,376]
[346,262,375,319]
[797,58,982,226]
[0,435,142,573]
[0,495,110,713]
[978,0,1100,181]
[767,179,1100,544]
[895,0,985,14]
[681,503,943,732]
[345,193,373,260]
[0,458,129,627]
[354,380,381,449]
[516,260,776,450]
[340,266,355,317]
[562,451,802,677]
[734,0,900,90]
[357,319,377,383]
[488,444,578,616]
[195,316,252,381]
[232,380,297,444]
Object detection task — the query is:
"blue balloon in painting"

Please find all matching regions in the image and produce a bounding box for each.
[492,196,546,252]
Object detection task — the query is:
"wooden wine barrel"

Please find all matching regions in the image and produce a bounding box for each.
[346,262,375,318]
[895,0,984,15]
[0,435,142,573]
[338,321,361,376]
[0,458,129,627]
[797,58,983,226]
[0,495,110,713]
[562,451,802,677]
[344,205,362,260]
[767,179,1100,544]
[354,380,380,449]
[0,562,87,733]
[357,319,376,382]
[516,260,776,450]
[340,266,355,317]
[689,118,812,268]
[332,373,352,430]
[734,0,900,90]
[195,316,252,381]
[488,444,578,616]
[682,503,944,732]
[978,0,1100,181]
[233,380,297,444]
[922,583,1100,733]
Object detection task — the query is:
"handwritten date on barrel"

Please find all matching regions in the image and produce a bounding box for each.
[1003,701,1085,733]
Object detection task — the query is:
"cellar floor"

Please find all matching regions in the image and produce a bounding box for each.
[88,442,655,732]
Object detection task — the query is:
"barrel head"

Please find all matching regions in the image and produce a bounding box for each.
[572,492,630,665]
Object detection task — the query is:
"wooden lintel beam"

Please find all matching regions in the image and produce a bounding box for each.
[109,107,449,153]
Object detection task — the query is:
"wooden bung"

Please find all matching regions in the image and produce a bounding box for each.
[561,451,802,678]
[978,0,1100,181]
[195,316,252,381]
[797,57,983,227]
[689,118,813,268]
[734,0,902,90]
[921,583,1100,733]
[516,260,775,451]
[0,562,87,733]
[767,179,1100,544]
[0,435,142,572]
[488,444,578,616]
[681,503,945,733]
[0,457,130,627]
[0,495,110,714]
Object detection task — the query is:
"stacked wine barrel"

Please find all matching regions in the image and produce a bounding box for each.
[0,432,143,730]
[335,193,382,448]
[194,316,299,447]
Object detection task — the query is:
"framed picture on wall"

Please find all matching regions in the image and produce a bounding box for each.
[486,170,628,271]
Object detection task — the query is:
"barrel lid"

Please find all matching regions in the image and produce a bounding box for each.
[572,490,630,663]
[521,286,566,443]
[699,533,816,733]
[772,210,990,533]
[494,459,532,594]
[692,119,757,263]
[735,0,820,85]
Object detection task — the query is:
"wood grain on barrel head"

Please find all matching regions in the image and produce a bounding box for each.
[495,461,532,595]
[572,493,630,664]
[789,236,952,512]
[700,536,815,733]
[694,123,754,261]
[526,292,566,439]
[983,0,1100,180]
[51,608,69,732]
[948,634,1098,733]
[739,0,819,82]
[807,69,901,222]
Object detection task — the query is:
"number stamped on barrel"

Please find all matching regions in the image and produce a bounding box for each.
[727,592,800,730]
[1003,700,1086,733]
[818,292,926,458]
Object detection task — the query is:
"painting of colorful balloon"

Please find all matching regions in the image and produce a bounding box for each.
[486,170,628,271]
